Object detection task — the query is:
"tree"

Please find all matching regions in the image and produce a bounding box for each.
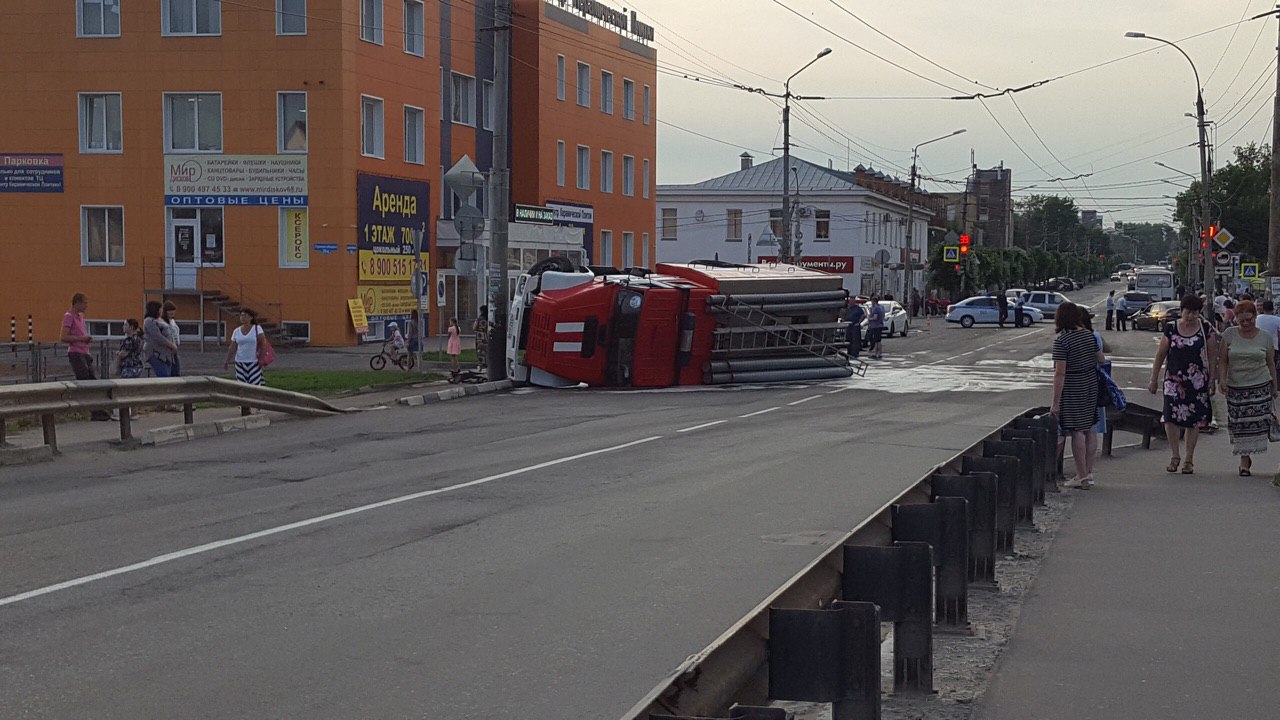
[1112,222,1176,264]
[1174,142,1271,262]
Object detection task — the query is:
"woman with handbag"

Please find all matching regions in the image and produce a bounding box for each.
[223,309,273,387]
[1149,294,1217,475]
[1051,302,1106,489]
[143,301,178,378]
[1215,299,1277,476]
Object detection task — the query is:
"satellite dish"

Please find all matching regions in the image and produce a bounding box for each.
[453,205,486,242]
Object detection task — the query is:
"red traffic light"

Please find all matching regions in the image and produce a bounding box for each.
[959,244,970,254]
[959,234,971,245]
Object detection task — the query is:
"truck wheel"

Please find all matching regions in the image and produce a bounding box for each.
[960,316,975,328]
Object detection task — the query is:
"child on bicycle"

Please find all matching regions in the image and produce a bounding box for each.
[384,321,407,364]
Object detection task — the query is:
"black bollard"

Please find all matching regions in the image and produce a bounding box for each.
[963,455,1018,551]
[931,472,998,585]
[984,439,1035,526]
[891,498,970,628]
[1002,426,1048,505]
[843,542,933,693]
[768,602,881,720]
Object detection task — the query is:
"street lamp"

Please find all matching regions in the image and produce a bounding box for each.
[904,128,966,304]
[780,48,832,264]
[1126,31,1213,293]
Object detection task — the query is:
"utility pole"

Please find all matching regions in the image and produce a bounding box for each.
[778,48,831,264]
[1270,8,1280,275]
[486,0,511,381]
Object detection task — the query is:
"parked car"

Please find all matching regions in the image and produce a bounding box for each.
[861,300,910,337]
[1110,273,1122,282]
[1022,290,1072,318]
[945,296,1044,328]
[1005,288,1028,299]
[1130,300,1181,331]
[1122,290,1156,307]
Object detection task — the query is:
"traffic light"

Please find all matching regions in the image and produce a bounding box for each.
[959,234,971,255]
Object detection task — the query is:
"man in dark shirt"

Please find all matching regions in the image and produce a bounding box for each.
[843,298,866,358]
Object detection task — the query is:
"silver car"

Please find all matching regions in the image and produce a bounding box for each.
[1021,290,1071,318]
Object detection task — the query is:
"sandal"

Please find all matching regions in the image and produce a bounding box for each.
[1240,457,1253,477]
[1166,457,1181,473]
[1181,460,1195,475]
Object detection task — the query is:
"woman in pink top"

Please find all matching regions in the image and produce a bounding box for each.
[446,317,462,374]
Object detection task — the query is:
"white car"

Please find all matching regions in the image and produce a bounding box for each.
[946,296,1044,328]
[860,300,910,337]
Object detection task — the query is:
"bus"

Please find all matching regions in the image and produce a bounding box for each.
[1134,268,1176,301]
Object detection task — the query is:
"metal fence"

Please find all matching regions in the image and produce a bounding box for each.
[0,342,116,386]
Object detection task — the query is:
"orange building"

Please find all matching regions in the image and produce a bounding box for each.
[0,0,654,348]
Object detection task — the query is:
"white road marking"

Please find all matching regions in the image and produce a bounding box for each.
[0,435,665,610]
[827,387,853,395]
[787,395,823,406]
[677,420,728,433]
[739,407,780,418]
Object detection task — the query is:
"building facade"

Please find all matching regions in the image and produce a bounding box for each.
[0,0,655,347]
[656,155,931,300]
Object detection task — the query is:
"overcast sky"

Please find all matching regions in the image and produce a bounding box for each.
[636,0,1278,227]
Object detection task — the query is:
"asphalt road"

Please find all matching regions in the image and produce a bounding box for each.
[0,283,1121,720]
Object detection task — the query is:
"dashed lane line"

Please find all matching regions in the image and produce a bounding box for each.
[787,395,823,406]
[677,420,729,433]
[739,407,781,418]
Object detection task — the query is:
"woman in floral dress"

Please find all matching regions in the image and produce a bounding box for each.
[1148,294,1217,474]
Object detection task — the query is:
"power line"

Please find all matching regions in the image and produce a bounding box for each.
[977,96,1055,178]
[1204,0,1258,86]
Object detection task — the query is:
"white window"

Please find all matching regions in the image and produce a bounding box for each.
[82,206,124,265]
[726,209,742,241]
[482,80,494,131]
[360,0,383,44]
[816,210,830,241]
[576,62,590,107]
[556,140,565,187]
[451,72,476,126]
[622,78,635,120]
[642,84,651,125]
[600,230,612,265]
[361,95,384,158]
[78,0,121,37]
[556,55,566,101]
[622,155,634,196]
[660,208,676,240]
[623,231,633,267]
[279,208,309,268]
[277,91,307,153]
[164,93,222,153]
[642,232,650,267]
[404,105,424,164]
[277,0,306,34]
[163,0,221,36]
[601,70,614,114]
[79,93,122,153]
[600,150,613,193]
[403,0,424,55]
[576,145,590,190]
[642,159,651,199]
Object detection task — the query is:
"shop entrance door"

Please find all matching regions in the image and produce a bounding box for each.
[170,218,199,289]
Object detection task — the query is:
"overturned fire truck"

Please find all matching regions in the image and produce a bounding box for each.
[505,259,863,388]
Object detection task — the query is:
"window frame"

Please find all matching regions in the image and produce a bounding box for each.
[360,0,384,44]
[576,145,590,190]
[600,229,612,266]
[726,209,743,241]
[78,92,123,154]
[361,94,385,159]
[277,91,307,154]
[622,231,634,267]
[403,0,424,55]
[556,55,566,101]
[576,62,591,107]
[163,92,223,154]
[600,70,614,114]
[404,104,425,164]
[642,159,651,199]
[556,140,566,187]
[81,205,126,266]
[642,84,651,125]
[660,208,677,241]
[622,78,635,120]
[622,155,634,196]
[450,72,477,127]
[77,0,122,38]
[815,209,831,241]
[276,0,307,35]
[162,0,222,37]
[600,150,613,194]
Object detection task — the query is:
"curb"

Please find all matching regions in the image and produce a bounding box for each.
[398,379,512,406]
[142,414,272,446]
[0,444,54,467]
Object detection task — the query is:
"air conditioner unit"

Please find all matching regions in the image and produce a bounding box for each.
[796,206,813,218]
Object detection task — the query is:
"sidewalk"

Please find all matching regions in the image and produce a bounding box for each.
[974,430,1280,719]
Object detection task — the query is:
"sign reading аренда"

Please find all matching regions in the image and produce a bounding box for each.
[165,155,307,206]
[357,172,431,282]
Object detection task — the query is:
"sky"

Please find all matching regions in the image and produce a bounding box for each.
[630,0,1279,228]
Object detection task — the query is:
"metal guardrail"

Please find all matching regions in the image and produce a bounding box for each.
[619,407,1070,720]
[0,376,347,451]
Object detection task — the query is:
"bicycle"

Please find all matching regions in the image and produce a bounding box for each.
[370,345,416,371]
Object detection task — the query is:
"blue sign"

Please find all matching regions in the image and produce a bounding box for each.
[313,243,338,255]
[346,244,358,255]
[165,194,308,207]
[0,154,64,193]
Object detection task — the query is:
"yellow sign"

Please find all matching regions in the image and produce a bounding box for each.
[359,285,419,316]
[347,298,369,335]
[1242,262,1260,279]
[943,246,960,263]
[281,209,308,267]
[358,250,430,282]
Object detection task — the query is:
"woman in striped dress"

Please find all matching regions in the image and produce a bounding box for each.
[1051,302,1105,488]
[223,309,267,386]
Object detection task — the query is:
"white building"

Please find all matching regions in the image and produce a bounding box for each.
[656,155,931,299]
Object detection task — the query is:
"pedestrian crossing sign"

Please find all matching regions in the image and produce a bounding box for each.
[1241,262,1260,279]
[943,246,960,263]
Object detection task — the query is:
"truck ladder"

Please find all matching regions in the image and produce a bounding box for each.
[714,298,867,377]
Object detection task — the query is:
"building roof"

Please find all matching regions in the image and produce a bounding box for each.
[660,156,863,193]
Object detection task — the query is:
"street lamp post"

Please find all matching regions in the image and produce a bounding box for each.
[904,129,966,305]
[1155,160,1200,287]
[1127,32,1213,295]
[780,48,832,264]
